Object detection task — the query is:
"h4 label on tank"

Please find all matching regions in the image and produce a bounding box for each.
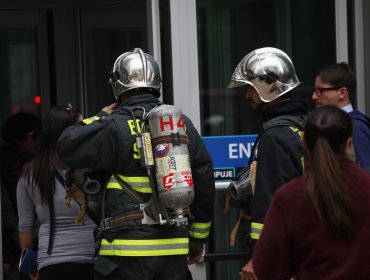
[159,115,185,131]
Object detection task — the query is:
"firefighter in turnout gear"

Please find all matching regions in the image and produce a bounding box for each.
[57,48,215,280]
[227,47,308,279]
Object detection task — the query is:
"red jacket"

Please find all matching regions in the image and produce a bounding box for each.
[253,158,370,280]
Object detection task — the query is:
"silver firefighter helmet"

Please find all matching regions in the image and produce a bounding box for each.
[228,47,300,102]
[109,48,161,99]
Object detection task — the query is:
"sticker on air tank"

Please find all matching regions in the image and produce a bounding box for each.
[154,143,170,158]
[155,154,191,174]
[162,171,194,189]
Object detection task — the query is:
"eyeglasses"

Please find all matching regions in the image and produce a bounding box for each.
[26,132,40,139]
[312,86,342,95]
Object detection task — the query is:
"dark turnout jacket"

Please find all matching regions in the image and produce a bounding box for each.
[57,93,215,257]
[249,94,308,242]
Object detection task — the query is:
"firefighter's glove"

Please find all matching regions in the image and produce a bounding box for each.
[187,241,204,265]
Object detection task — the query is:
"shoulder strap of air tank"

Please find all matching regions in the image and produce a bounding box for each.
[247,115,304,166]
[112,173,157,220]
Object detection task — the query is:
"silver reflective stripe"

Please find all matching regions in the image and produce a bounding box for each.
[189,222,211,238]
[250,222,263,239]
[100,243,187,251]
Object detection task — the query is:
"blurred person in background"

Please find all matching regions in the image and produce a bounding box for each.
[0,112,42,210]
[0,112,41,280]
[312,62,370,171]
[2,179,20,280]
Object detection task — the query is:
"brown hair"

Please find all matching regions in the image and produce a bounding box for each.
[304,105,353,239]
[317,62,356,95]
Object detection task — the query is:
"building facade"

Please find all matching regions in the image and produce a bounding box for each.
[1,0,369,279]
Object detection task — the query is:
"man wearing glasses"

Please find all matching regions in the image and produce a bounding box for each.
[312,62,370,171]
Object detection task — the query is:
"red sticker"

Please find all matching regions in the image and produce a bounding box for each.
[162,171,193,189]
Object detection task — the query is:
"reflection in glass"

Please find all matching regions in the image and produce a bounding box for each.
[81,1,148,115]
[0,29,40,127]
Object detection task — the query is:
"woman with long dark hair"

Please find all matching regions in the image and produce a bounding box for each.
[17,105,97,280]
[244,105,370,279]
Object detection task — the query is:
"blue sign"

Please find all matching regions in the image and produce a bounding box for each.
[202,135,257,169]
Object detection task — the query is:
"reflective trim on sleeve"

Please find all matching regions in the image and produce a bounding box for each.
[99,238,189,256]
[82,116,100,125]
[250,222,263,239]
[301,156,305,169]
[107,175,152,193]
[189,221,211,239]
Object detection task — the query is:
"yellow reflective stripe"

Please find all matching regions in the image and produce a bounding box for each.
[99,238,189,256]
[301,156,305,170]
[106,181,122,190]
[191,221,212,229]
[106,175,152,193]
[189,222,211,239]
[82,116,100,124]
[119,175,150,183]
[251,222,263,239]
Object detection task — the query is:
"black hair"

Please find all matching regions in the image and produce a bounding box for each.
[1,113,42,143]
[22,105,80,203]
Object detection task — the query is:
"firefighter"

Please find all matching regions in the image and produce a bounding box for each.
[226,47,308,279]
[57,48,215,280]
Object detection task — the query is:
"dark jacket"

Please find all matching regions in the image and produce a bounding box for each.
[0,143,31,210]
[1,180,20,265]
[349,110,370,169]
[249,94,308,241]
[57,93,215,257]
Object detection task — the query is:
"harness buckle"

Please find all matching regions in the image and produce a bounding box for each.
[101,217,112,230]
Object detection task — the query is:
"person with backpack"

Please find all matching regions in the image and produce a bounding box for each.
[17,105,97,280]
[57,48,215,280]
[312,62,370,171]
[227,47,308,278]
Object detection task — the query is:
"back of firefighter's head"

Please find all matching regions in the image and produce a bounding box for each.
[228,47,300,105]
[109,48,161,101]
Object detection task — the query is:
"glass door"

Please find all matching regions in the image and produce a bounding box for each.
[80,0,149,116]
[0,11,50,128]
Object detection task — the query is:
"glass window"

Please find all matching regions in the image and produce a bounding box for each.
[81,1,148,116]
[197,0,336,137]
[0,29,40,127]
[196,1,336,279]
